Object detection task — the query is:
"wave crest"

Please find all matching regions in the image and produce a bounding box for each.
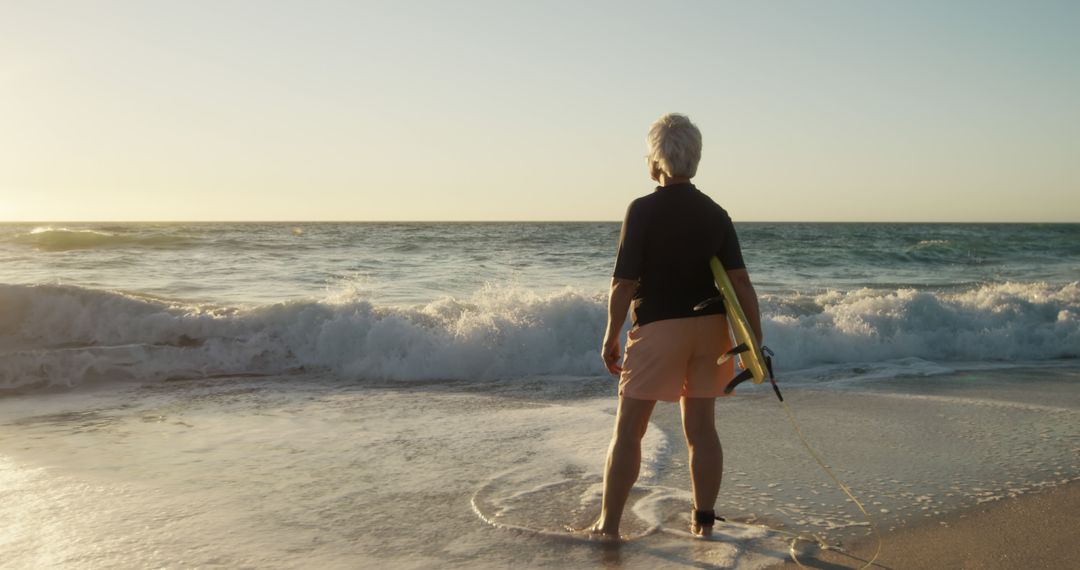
[767,282,1080,369]
[1,281,1077,391]
[11,227,194,251]
[0,283,607,390]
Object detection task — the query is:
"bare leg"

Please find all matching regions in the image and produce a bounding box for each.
[591,396,656,537]
[681,396,722,536]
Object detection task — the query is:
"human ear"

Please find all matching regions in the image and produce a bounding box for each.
[649,161,661,182]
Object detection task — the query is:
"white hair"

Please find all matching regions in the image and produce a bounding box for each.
[647,113,702,178]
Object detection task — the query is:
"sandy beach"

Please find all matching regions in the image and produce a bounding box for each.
[769,480,1080,569]
[3,365,1076,569]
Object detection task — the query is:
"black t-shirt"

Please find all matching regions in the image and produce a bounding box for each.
[612,183,746,327]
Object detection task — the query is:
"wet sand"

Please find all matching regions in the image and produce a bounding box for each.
[3,371,1077,569]
[768,480,1080,569]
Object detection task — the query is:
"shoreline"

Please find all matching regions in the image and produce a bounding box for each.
[766,480,1080,569]
[2,372,1077,569]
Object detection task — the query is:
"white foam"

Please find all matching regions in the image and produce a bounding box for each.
[2,280,1078,390]
[764,281,1080,370]
[0,283,609,390]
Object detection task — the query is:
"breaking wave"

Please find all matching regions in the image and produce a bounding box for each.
[1,281,1077,391]
[9,227,195,251]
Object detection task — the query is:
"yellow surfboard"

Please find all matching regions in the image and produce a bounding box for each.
[696,257,777,397]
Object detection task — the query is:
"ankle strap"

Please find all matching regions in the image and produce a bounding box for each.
[693,510,725,526]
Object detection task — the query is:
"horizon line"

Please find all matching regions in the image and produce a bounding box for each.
[2,219,1078,225]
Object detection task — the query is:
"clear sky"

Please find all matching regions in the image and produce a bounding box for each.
[2,0,1078,222]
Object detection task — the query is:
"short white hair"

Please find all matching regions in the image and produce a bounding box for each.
[647,113,702,178]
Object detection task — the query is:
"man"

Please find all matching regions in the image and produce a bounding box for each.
[590,113,762,538]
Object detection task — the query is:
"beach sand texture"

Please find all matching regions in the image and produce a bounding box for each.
[2,367,1076,569]
[768,481,1080,570]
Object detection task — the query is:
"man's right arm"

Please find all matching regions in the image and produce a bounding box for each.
[601,277,637,374]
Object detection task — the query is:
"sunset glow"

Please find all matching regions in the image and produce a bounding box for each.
[2,1,1077,222]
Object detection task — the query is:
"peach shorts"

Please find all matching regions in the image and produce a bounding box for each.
[618,314,736,402]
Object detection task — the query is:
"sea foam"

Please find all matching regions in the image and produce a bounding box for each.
[1,281,1077,390]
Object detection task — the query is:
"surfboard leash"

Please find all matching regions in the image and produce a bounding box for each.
[762,349,883,569]
[762,346,784,402]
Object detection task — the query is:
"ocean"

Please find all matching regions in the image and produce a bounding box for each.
[1,221,1078,569]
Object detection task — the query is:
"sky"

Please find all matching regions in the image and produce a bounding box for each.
[1,0,1078,222]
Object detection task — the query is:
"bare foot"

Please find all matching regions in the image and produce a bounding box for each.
[691,510,721,538]
[690,522,714,538]
[566,524,622,542]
